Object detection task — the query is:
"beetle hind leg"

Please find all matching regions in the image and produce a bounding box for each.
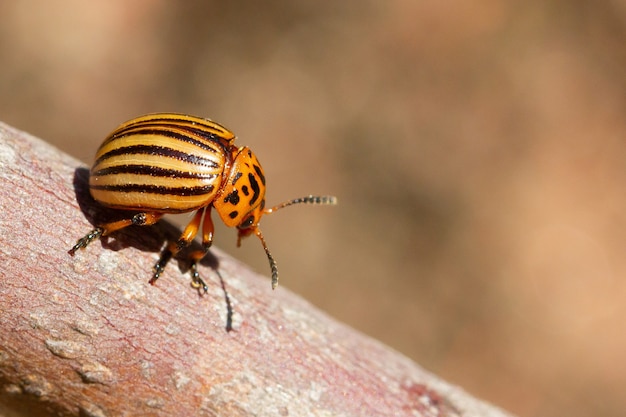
[68,227,104,255]
[69,212,163,256]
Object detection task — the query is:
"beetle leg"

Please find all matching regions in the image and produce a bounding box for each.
[150,208,205,288]
[68,227,104,255]
[177,207,214,294]
[188,262,206,294]
[187,208,215,293]
[69,212,163,255]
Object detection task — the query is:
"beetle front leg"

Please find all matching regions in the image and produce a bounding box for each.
[186,208,215,293]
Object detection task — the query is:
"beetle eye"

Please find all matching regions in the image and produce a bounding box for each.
[238,215,255,230]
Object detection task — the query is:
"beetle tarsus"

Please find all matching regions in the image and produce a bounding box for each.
[190,262,209,294]
[151,248,173,285]
[68,227,104,255]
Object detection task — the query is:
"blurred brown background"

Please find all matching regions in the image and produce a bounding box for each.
[1,1,625,416]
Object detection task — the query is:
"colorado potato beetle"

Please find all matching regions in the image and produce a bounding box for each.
[69,113,337,291]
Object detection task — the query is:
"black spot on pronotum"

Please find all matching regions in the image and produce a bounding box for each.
[228,210,238,219]
[253,164,265,185]
[224,190,240,205]
[248,173,260,205]
[241,185,249,196]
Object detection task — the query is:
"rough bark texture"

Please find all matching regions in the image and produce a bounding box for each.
[0,121,514,417]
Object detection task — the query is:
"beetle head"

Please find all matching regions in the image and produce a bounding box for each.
[216,146,337,289]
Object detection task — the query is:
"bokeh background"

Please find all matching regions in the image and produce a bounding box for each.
[1,1,625,416]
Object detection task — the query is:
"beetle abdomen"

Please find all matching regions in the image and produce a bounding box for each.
[89,114,234,213]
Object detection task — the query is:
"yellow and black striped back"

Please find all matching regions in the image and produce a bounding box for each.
[89,113,236,213]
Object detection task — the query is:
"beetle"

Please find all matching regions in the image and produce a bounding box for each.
[68,113,337,291]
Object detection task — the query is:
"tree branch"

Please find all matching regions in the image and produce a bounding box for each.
[0,121,515,416]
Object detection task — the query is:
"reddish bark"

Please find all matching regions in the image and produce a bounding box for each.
[0,121,514,416]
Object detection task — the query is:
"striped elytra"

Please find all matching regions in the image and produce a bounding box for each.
[89,113,233,213]
[69,113,337,291]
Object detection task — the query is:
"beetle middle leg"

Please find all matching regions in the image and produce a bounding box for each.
[150,207,215,293]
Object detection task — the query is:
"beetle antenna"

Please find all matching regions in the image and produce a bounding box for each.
[265,195,337,214]
[257,195,336,289]
[254,228,279,289]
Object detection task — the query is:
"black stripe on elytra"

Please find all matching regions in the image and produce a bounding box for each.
[129,115,231,137]
[90,183,215,196]
[92,165,219,180]
[248,173,260,205]
[95,145,220,169]
[107,127,224,154]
